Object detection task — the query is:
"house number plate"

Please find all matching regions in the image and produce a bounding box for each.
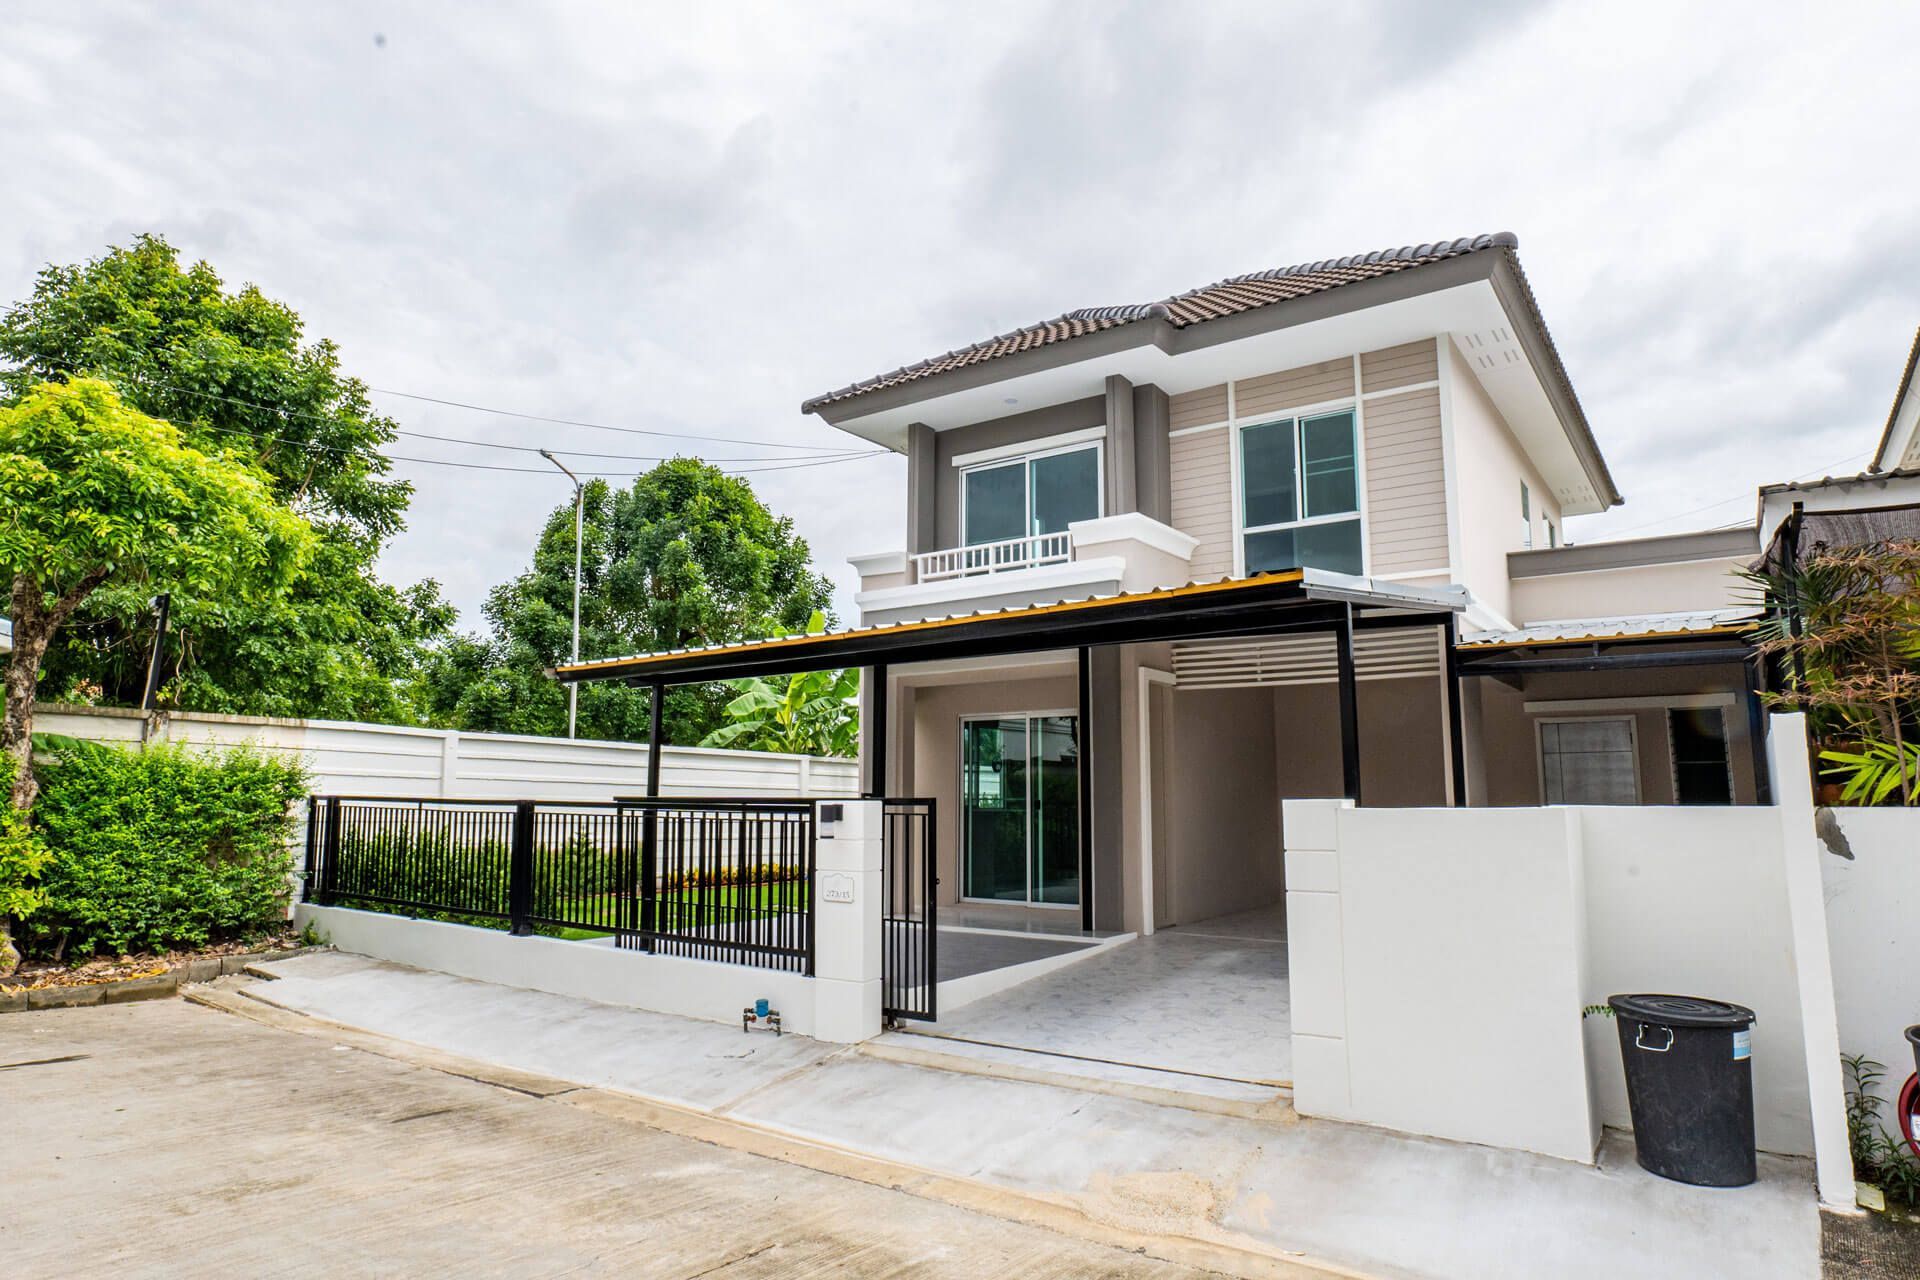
[820,873,856,905]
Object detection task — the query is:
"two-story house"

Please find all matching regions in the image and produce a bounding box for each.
[557,234,1777,948]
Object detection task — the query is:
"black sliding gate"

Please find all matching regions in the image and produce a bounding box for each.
[881,798,937,1023]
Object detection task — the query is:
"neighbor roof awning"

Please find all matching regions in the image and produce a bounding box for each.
[550,569,1467,685]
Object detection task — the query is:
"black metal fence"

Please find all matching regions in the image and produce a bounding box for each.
[881,798,937,1022]
[305,796,815,973]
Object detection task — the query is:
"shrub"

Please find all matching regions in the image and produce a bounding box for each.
[24,737,308,958]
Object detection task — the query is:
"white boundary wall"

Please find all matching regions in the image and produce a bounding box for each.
[1286,714,1852,1204]
[35,703,859,801]
[1823,809,1920,1112]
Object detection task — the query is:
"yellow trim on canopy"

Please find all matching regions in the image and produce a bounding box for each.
[553,570,1307,677]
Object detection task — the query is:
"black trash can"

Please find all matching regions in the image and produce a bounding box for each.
[1609,994,1757,1187]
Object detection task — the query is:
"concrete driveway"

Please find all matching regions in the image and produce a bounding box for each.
[0,1000,1227,1279]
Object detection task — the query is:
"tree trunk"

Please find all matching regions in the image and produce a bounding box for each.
[4,573,46,813]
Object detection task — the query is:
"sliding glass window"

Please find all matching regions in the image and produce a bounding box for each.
[961,443,1101,547]
[1238,409,1361,575]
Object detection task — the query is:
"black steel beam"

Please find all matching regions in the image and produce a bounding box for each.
[1457,646,1752,677]
[866,663,888,799]
[1744,654,1774,805]
[1077,646,1095,932]
[1335,605,1362,803]
[1445,615,1467,807]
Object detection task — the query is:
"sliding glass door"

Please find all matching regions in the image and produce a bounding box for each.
[961,714,1080,907]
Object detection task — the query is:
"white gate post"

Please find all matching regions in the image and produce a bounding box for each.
[811,799,884,1043]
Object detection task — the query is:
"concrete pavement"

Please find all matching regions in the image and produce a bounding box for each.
[222,951,1823,1279]
[1,998,1234,1278]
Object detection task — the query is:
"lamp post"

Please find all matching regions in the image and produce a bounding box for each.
[538,449,584,739]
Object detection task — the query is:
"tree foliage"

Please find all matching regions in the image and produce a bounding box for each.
[1,378,313,798]
[426,459,835,745]
[23,736,310,959]
[0,234,453,721]
[699,614,858,757]
[1745,537,1920,804]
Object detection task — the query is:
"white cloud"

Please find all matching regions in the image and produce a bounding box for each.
[3,0,1916,634]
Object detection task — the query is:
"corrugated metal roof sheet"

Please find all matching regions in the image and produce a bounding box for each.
[1459,608,1757,649]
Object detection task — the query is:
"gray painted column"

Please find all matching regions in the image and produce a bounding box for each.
[1090,646,1126,931]
[1131,383,1171,523]
[1103,375,1137,515]
[905,422,936,555]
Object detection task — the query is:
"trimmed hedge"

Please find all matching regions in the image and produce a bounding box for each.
[24,737,308,958]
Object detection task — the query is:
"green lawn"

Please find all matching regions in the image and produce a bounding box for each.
[551,883,810,940]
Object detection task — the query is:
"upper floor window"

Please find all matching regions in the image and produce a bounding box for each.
[1238,409,1361,576]
[961,442,1102,547]
[1520,482,1533,549]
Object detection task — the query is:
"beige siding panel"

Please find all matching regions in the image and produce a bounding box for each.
[1360,339,1439,392]
[1170,425,1235,580]
[1362,386,1448,575]
[1233,358,1355,420]
[1169,383,1229,430]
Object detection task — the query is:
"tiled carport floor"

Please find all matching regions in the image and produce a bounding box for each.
[907,903,1292,1085]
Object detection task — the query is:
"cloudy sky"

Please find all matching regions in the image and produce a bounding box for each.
[6,2,1918,629]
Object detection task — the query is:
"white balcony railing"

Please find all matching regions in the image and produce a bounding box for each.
[912,530,1073,583]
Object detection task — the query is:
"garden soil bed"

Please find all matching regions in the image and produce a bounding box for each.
[1,930,316,1012]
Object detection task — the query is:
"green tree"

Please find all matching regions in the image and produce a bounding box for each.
[428,459,834,744]
[698,611,857,757]
[0,379,313,972]
[1745,538,1920,804]
[0,234,452,721]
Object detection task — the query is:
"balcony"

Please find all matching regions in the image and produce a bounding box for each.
[850,513,1199,627]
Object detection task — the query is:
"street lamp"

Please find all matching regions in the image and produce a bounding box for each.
[538,449,584,739]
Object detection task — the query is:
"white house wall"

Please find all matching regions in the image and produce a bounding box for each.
[1821,809,1920,1115]
[1509,557,1751,625]
[1444,337,1561,626]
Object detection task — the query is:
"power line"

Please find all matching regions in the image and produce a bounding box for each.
[147,379,859,463]
[1579,448,1874,541]
[383,448,890,477]
[366,384,848,452]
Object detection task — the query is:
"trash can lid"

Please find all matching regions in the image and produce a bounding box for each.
[1608,994,1755,1028]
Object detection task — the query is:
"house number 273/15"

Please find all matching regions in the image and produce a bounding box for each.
[820,874,856,905]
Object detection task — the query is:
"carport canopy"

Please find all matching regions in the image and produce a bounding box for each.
[548,568,1471,812]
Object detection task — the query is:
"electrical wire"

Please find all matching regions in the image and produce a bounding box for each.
[366,384,848,451]
[1577,448,1874,541]
[145,379,859,463]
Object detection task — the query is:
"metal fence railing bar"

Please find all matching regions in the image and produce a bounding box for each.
[304,795,815,974]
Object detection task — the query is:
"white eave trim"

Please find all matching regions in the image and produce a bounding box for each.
[1301,567,1470,614]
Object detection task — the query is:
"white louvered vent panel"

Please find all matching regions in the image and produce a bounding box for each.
[1172,627,1445,690]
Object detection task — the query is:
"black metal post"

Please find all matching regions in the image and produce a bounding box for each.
[641,682,664,949]
[1744,654,1775,805]
[302,797,319,902]
[1077,645,1094,933]
[866,663,889,798]
[508,800,536,935]
[1335,606,1362,804]
[1783,501,1806,702]
[319,797,342,906]
[1444,617,1467,807]
[139,592,172,713]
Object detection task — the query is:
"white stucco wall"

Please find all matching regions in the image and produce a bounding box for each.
[1444,340,1560,628]
[1287,723,1845,1173]
[1508,556,1750,625]
[1822,809,1920,1111]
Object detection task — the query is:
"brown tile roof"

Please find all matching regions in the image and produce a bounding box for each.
[802,233,1516,414]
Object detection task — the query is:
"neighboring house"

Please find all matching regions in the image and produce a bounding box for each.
[557,233,1812,939]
